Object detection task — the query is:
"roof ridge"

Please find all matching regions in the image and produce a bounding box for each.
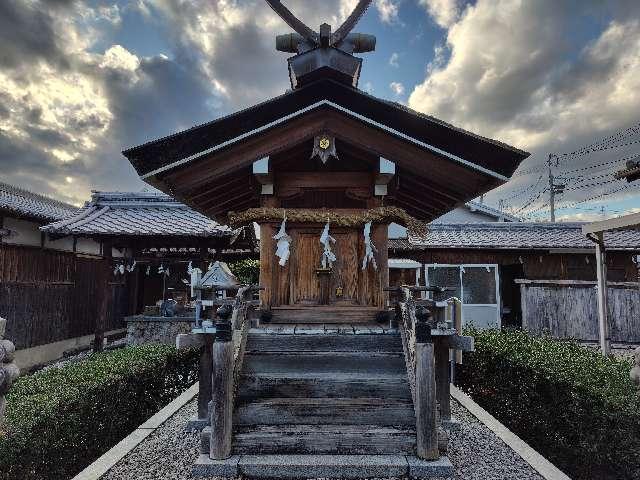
[0,181,76,211]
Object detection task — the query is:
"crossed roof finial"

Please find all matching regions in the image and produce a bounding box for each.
[266,0,376,88]
[266,0,373,49]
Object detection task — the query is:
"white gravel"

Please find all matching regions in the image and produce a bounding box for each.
[101,396,545,480]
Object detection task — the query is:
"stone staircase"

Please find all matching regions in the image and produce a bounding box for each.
[234,331,415,455]
[196,328,453,478]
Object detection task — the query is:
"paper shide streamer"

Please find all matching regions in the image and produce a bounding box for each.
[319,221,337,269]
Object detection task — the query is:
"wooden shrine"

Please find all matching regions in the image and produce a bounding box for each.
[124,1,529,477]
[122,11,527,322]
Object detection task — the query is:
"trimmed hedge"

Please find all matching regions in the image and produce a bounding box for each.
[0,344,199,480]
[456,329,640,480]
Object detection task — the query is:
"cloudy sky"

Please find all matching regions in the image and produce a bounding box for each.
[1,0,639,222]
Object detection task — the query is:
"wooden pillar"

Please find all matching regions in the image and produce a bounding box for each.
[434,337,451,422]
[595,232,611,355]
[415,342,439,460]
[210,325,234,460]
[95,239,112,353]
[198,334,214,420]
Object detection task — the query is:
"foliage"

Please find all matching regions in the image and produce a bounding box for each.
[0,344,199,480]
[456,328,640,480]
[228,259,260,285]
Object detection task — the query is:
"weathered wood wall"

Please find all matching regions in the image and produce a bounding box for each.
[0,244,127,349]
[260,223,388,309]
[390,249,638,282]
[518,279,640,343]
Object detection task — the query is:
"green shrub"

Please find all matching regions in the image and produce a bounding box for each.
[456,328,640,480]
[0,344,199,480]
[228,259,260,285]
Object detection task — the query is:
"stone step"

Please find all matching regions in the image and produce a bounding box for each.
[270,306,381,324]
[232,424,417,455]
[193,454,455,479]
[246,333,402,353]
[234,398,415,426]
[243,352,406,376]
[238,371,412,400]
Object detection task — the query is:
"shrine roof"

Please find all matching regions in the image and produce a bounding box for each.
[388,222,640,252]
[0,181,77,223]
[123,77,529,182]
[41,191,238,238]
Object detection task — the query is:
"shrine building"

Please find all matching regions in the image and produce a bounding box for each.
[122,12,529,324]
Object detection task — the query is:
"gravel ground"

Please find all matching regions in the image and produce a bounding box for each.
[101,397,545,480]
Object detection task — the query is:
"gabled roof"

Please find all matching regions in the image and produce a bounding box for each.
[122,77,530,223]
[41,191,235,237]
[0,182,76,223]
[124,78,528,181]
[388,222,640,252]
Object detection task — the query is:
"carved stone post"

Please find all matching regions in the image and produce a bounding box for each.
[198,335,214,421]
[434,337,451,422]
[210,306,234,460]
[414,309,439,460]
[0,317,19,429]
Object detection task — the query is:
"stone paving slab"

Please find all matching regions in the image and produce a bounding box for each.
[238,455,411,479]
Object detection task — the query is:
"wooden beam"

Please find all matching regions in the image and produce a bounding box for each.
[95,239,112,353]
[160,108,497,208]
[197,186,257,210]
[582,212,640,235]
[188,174,255,202]
[210,335,234,459]
[595,232,611,355]
[415,342,439,460]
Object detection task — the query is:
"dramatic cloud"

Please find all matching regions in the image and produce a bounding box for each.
[419,0,460,28]
[390,81,405,96]
[375,0,401,24]
[0,0,361,204]
[409,0,640,217]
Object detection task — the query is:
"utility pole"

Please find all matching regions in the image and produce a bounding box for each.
[548,154,556,222]
[547,154,565,223]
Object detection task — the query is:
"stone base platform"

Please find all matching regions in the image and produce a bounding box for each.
[184,415,209,432]
[193,454,454,479]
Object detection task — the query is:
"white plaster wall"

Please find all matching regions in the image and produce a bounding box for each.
[44,235,74,251]
[76,237,102,255]
[2,217,42,246]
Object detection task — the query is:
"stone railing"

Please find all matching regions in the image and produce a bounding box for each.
[388,286,473,460]
[176,285,260,455]
[0,317,19,431]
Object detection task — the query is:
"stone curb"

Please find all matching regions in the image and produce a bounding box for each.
[450,385,572,480]
[71,382,200,480]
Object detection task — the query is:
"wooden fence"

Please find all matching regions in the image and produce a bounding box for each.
[0,244,127,350]
[517,279,640,343]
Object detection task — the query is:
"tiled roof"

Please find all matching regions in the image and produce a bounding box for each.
[389,222,640,252]
[0,182,77,222]
[41,191,234,237]
[463,201,521,222]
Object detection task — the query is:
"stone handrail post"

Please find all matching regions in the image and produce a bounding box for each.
[210,307,234,460]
